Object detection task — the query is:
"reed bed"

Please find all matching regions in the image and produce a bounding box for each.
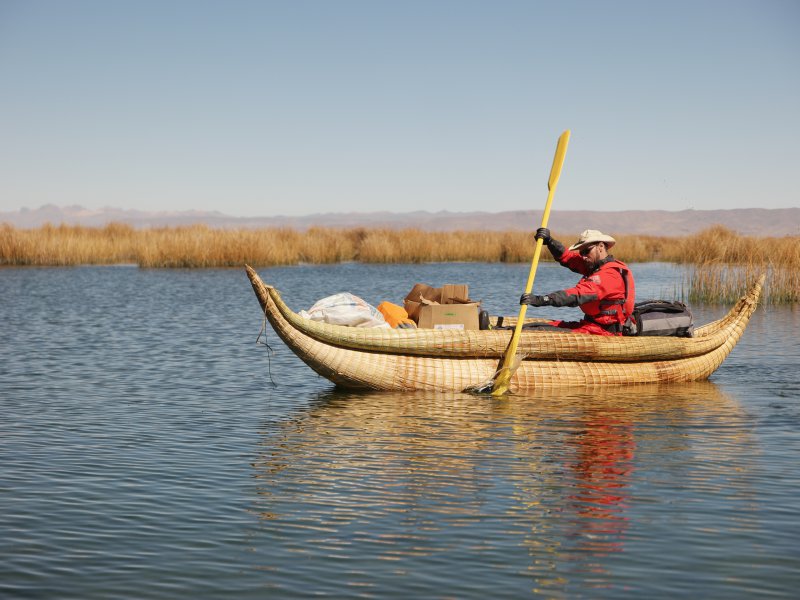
[664,226,799,305]
[683,263,798,305]
[0,222,138,266]
[1,223,797,303]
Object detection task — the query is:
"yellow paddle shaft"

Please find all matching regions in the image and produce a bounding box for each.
[491,130,571,395]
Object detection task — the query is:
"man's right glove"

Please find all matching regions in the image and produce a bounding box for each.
[520,293,551,307]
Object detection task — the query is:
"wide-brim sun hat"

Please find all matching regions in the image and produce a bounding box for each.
[568,229,616,252]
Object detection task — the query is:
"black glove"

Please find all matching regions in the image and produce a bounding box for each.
[520,293,551,307]
[534,227,551,244]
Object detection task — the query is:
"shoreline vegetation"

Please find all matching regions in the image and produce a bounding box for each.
[1,223,797,304]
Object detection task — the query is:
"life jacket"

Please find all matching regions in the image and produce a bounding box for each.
[589,261,634,327]
[554,250,636,335]
[572,259,635,333]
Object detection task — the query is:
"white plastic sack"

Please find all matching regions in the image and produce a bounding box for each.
[299,292,390,328]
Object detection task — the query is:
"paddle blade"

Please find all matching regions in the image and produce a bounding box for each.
[489,352,523,396]
[548,130,571,191]
[464,353,522,396]
[491,369,512,396]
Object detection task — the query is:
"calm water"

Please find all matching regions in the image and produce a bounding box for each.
[1,263,798,599]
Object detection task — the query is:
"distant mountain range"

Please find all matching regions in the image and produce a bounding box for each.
[2,204,798,236]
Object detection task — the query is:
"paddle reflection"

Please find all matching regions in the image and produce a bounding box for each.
[250,382,749,594]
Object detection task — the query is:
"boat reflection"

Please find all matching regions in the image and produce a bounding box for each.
[250,382,752,594]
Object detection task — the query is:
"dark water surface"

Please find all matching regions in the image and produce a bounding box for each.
[1,263,798,599]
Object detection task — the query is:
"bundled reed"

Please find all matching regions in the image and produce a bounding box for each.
[245,265,765,392]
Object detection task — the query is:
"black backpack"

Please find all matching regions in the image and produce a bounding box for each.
[624,300,694,337]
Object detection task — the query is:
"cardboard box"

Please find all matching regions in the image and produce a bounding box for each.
[403,282,478,327]
[404,283,441,322]
[417,303,480,330]
[440,284,470,304]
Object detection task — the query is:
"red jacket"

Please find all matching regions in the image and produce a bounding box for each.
[548,250,635,331]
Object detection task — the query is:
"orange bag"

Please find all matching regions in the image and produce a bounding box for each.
[377,301,416,329]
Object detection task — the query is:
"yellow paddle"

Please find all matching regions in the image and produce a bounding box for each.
[489,129,571,396]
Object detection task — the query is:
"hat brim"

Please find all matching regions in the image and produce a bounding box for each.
[568,238,616,252]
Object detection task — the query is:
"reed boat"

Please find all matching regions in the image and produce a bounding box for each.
[245,265,764,392]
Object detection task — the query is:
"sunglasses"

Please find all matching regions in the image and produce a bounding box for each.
[579,243,598,257]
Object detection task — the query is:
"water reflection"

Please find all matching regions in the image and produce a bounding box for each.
[565,408,634,556]
[250,382,753,596]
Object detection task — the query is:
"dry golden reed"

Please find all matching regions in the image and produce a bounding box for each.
[666,225,798,305]
[1,223,797,303]
[0,222,137,266]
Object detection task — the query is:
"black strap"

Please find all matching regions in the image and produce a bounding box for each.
[584,314,621,333]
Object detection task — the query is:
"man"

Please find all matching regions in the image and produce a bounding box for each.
[519,228,635,336]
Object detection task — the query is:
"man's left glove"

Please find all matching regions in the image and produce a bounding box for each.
[534,227,551,244]
[520,293,551,307]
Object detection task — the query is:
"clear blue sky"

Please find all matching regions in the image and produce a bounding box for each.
[1,0,798,217]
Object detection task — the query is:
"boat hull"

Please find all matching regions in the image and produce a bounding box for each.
[245,266,762,392]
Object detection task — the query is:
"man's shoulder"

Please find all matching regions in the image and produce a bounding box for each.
[601,257,632,271]
[597,258,633,282]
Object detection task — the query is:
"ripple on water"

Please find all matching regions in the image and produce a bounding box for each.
[1,266,798,598]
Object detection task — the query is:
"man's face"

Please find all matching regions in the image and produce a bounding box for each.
[580,242,604,267]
